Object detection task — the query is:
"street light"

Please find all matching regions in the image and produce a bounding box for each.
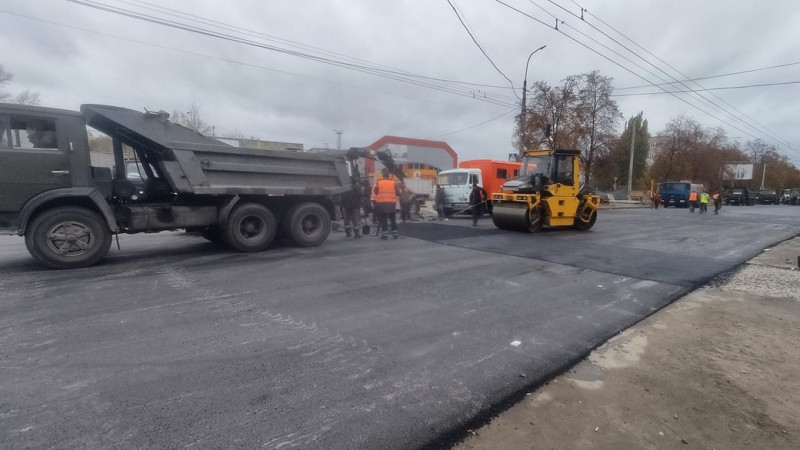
[518,45,546,161]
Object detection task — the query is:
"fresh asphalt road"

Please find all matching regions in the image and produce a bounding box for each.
[1,205,798,449]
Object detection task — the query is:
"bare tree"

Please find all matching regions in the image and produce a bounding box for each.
[649,115,704,182]
[746,139,788,189]
[515,71,620,187]
[0,64,41,104]
[646,116,756,191]
[575,70,621,186]
[171,103,213,134]
[516,76,581,153]
[15,90,41,106]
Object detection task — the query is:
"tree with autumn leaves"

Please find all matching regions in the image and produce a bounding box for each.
[516,70,622,187]
[646,116,800,192]
[516,70,800,192]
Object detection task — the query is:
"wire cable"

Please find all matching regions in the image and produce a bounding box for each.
[446,0,519,99]
[61,0,520,109]
[566,1,793,150]
[493,0,793,152]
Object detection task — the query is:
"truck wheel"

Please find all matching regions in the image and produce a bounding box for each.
[25,206,112,269]
[282,202,331,247]
[223,203,277,252]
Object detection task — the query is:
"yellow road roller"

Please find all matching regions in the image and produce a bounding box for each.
[491,148,599,232]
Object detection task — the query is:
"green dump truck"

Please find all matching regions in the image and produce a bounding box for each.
[0,103,351,269]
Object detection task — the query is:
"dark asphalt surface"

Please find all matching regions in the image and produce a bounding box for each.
[0,205,798,449]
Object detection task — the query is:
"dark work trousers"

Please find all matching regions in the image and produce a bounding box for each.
[399,202,412,223]
[343,206,361,236]
[376,202,398,238]
[471,203,483,225]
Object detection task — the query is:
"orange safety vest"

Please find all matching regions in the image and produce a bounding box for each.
[689,192,698,201]
[374,179,397,203]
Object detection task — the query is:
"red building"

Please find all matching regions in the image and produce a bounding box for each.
[362,136,458,182]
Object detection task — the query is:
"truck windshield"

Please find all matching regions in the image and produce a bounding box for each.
[437,172,468,186]
[521,155,551,177]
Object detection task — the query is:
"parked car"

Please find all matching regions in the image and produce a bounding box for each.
[781,188,800,205]
[755,189,779,205]
[724,188,750,206]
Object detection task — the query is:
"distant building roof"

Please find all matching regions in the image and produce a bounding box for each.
[365,135,458,173]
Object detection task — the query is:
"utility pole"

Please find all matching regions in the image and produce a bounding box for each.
[334,129,343,151]
[627,118,637,197]
[518,45,546,162]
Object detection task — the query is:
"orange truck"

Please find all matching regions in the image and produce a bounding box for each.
[435,159,521,216]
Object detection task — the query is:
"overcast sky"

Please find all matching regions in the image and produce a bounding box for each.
[2,0,798,164]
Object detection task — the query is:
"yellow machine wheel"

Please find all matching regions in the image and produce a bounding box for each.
[574,205,597,231]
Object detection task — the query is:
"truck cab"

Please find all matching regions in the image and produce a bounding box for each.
[436,168,482,216]
[0,105,98,232]
[436,160,521,217]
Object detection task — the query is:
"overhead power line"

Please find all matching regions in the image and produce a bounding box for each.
[446,0,518,97]
[62,0,521,109]
[612,80,800,96]
[428,109,517,139]
[0,9,520,113]
[616,61,800,90]
[543,0,791,149]
[568,1,793,152]
[492,0,796,155]
[114,0,518,91]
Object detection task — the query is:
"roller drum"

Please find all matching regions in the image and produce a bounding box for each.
[492,203,536,232]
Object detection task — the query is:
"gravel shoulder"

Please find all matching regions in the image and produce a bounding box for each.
[454,236,800,450]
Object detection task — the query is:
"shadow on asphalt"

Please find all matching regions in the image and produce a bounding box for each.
[398,220,517,241]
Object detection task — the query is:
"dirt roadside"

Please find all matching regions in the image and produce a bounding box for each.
[454,236,800,450]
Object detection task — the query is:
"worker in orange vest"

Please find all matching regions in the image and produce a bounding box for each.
[373,170,400,239]
[688,190,698,213]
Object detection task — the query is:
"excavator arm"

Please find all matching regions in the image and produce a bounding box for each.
[346,147,405,181]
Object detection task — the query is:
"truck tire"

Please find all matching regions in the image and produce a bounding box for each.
[25,206,112,269]
[223,203,277,252]
[282,202,331,247]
